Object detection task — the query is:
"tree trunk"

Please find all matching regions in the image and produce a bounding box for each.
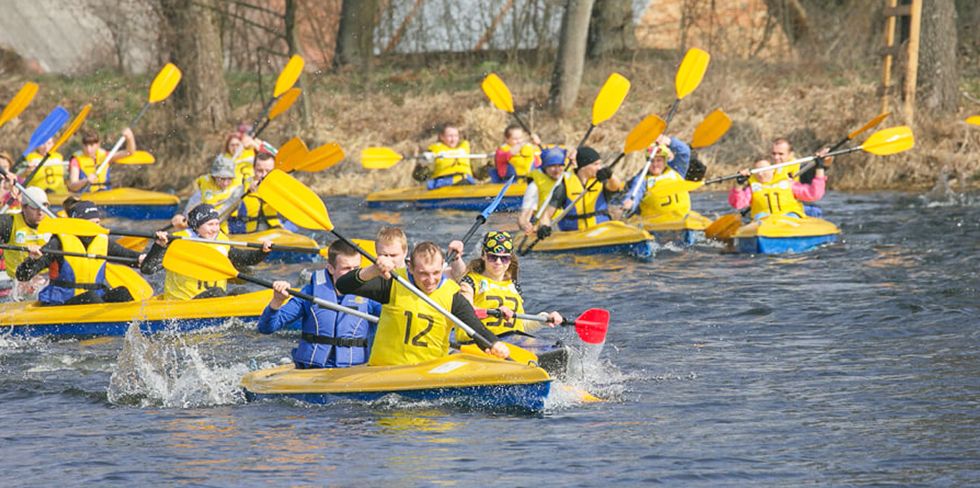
[587,0,635,59]
[158,0,230,134]
[284,0,311,130]
[548,0,595,116]
[334,0,378,69]
[763,0,811,45]
[918,0,959,114]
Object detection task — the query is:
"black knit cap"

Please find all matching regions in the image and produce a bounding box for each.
[187,204,220,230]
[575,146,601,169]
[69,201,103,220]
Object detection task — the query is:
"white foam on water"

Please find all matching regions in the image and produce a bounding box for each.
[107,321,250,409]
[545,343,632,412]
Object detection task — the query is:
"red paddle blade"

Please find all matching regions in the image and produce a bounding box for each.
[574,308,610,344]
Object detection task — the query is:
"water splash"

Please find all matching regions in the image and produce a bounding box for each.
[545,342,629,411]
[107,322,250,408]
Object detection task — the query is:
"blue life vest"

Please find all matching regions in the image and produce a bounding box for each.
[294,269,378,368]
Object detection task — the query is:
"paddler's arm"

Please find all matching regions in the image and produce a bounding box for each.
[728,172,752,210]
[15,236,61,281]
[666,136,691,172]
[335,265,393,304]
[451,293,507,357]
[258,280,308,334]
[446,240,467,281]
[0,214,13,243]
[139,234,170,274]
[228,243,271,269]
[517,180,539,234]
[109,127,137,163]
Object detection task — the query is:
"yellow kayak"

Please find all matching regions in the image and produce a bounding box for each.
[639,210,713,245]
[0,289,273,337]
[522,220,655,259]
[733,214,841,254]
[366,181,527,211]
[48,188,180,220]
[229,228,322,264]
[242,353,552,413]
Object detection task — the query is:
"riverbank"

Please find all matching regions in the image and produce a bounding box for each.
[2,53,977,195]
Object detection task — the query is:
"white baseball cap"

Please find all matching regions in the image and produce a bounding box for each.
[22,186,49,208]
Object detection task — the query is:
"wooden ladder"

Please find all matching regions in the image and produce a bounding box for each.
[879,0,922,121]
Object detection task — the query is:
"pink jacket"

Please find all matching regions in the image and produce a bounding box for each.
[728,176,826,209]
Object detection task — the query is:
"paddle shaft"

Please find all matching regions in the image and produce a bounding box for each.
[446,175,516,263]
[704,144,865,185]
[791,132,853,179]
[483,308,574,326]
[236,273,379,323]
[113,228,320,254]
[0,243,139,265]
[332,230,496,351]
[2,153,56,214]
[94,103,149,177]
[0,167,57,218]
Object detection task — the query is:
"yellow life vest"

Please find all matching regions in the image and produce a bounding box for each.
[529,169,560,210]
[72,148,109,191]
[749,179,805,219]
[428,140,473,180]
[4,213,51,278]
[233,154,255,187]
[499,143,539,177]
[773,151,799,182]
[239,193,281,233]
[163,229,231,300]
[55,233,108,296]
[561,173,603,229]
[24,151,68,194]
[638,168,690,219]
[369,269,459,366]
[458,271,525,342]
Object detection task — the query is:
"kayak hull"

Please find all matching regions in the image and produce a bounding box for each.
[0,289,273,337]
[525,221,655,260]
[49,188,180,221]
[733,215,841,254]
[366,181,527,211]
[242,354,552,413]
[640,211,713,246]
[228,229,322,264]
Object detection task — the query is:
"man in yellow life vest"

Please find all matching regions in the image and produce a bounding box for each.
[517,147,566,236]
[17,201,144,305]
[621,135,697,222]
[456,231,562,343]
[491,124,542,183]
[534,146,623,237]
[423,124,477,190]
[141,204,272,300]
[171,156,242,233]
[229,152,282,234]
[335,241,510,366]
[0,186,51,299]
[21,138,68,194]
[67,129,137,193]
[728,158,827,220]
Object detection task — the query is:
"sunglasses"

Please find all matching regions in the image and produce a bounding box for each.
[485,253,511,263]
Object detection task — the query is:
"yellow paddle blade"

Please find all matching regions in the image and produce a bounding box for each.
[51,104,91,152]
[274,55,305,98]
[117,235,150,252]
[37,217,109,237]
[592,73,631,126]
[350,238,376,268]
[148,63,182,103]
[268,87,302,120]
[675,48,710,100]
[115,150,155,164]
[624,114,666,153]
[296,142,344,172]
[0,82,39,128]
[481,73,515,113]
[360,147,404,169]
[691,109,731,149]
[255,169,334,232]
[849,112,890,139]
[705,214,742,241]
[105,264,154,301]
[162,240,239,282]
[459,343,539,367]
[273,137,309,172]
[966,115,980,126]
[860,126,914,156]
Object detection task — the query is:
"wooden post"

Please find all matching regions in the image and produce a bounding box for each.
[902,0,922,122]
[880,0,897,114]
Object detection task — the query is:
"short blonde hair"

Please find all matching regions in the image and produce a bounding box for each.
[410,241,443,266]
[376,226,408,252]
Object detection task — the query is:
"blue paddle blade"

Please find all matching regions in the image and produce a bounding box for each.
[23,106,70,158]
[480,175,516,220]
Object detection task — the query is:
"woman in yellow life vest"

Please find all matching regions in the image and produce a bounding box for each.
[336,241,509,366]
[535,146,623,236]
[171,156,242,233]
[141,204,272,300]
[224,132,263,187]
[1,187,51,299]
[491,124,542,183]
[21,139,68,194]
[67,128,137,193]
[621,135,698,222]
[456,231,562,343]
[517,147,566,236]
[424,124,477,190]
[728,158,827,220]
[16,202,143,305]
[229,152,281,234]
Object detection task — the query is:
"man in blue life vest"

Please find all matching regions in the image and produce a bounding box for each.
[533,146,623,237]
[517,146,566,236]
[16,201,144,305]
[258,239,382,369]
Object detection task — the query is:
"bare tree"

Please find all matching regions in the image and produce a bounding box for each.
[548,0,596,115]
[918,0,959,114]
[587,0,635,58]
[335,0,379,69]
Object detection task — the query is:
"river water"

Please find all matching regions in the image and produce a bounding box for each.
[1,190,977,486]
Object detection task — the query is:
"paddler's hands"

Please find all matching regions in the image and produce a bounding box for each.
[736,169,750,186]
[154,231,169,247]
[486,341,510,360]
[536,224,552,240]
[259,239,273,253]
[26,244,42,259]
[171,214,188,230]
[138,253,146,266]
[373,255,397,279]
[497,306,515,321]
[545,311,563,327]
[447,240,464,261]
[621,198,634,212]
[270,280,291,309]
